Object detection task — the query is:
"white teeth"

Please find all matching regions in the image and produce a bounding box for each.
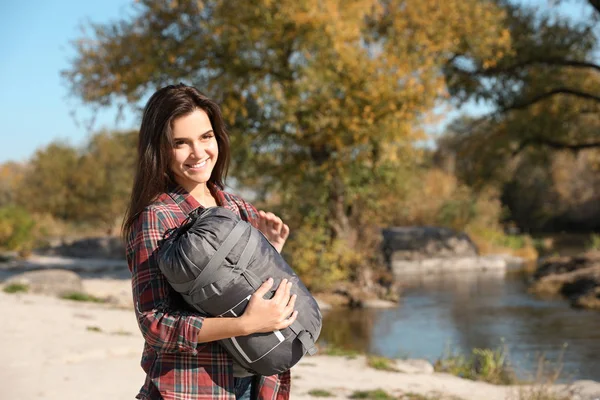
[189,159,208,168]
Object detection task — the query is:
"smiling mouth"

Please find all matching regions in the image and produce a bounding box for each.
[186,159,209,169]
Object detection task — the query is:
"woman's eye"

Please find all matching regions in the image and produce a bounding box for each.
[202,133,214,141]
[174,141,185,147]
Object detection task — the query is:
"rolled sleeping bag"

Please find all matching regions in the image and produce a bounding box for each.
[156,206,322,376]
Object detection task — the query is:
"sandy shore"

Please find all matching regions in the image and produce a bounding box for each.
[2,281,600,400]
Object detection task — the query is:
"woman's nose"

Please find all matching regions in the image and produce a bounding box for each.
[191,142,206,159]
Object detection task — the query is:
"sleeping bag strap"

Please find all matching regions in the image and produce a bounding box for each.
[236,228,259,276]
[290,320,318,356]
[189,228,260,304]
[189,220,249,295]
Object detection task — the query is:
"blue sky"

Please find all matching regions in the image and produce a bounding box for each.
[0,0,589,164]
[0,0,138,164]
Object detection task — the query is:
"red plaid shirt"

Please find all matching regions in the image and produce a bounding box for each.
[126,184,291,400]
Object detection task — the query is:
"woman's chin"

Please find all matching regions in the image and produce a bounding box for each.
[186,173,212,185]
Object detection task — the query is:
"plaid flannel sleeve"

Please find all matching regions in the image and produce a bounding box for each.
[126,207,204,354]
[236,196,260,228]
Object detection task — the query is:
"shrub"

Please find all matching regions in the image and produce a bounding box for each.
[382,169,538,259]
[319,344,360,358]
[283,221,359,292]
[350,389,396,400]
[308,389,334,397]
[86,326,102,332]
[512,350,572,400]
[367,355,399,372]
[434,344,516,385]
[586,234,600,251]
[3,283,29,293]
[0,206,36,252]
[60,292,105,303]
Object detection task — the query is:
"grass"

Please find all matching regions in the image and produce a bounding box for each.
[434,343,575,400]
[402,394,463,400]
[468,228,539,261]
[511,346,573,400]
[367,355,399,372]
[110,329,133,336]
[513,386,573,400]
[86,326,102,332]
[350,389,397,400]
[496,234,528,250]
[308,389,334,397]
[434,344,516,385]
[401,394,438,400]
[60,292,105,303]
[586,234,600,251]
[349,390,459,400]
[3,283,29,293]
[320,344,360,358]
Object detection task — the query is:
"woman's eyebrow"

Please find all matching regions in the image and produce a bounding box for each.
[173,130,213,140]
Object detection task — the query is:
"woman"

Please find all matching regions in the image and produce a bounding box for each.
[123,83,297,400]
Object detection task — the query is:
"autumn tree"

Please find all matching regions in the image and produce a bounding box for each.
[0,162,25,207]
[15,131,136,233]
[443,0,600,159]
[17,143,80,221]
[70,130,137,233]
[64,0,511,288]
[438,0,600,231]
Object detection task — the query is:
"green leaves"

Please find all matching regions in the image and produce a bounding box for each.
[0,206,35,252]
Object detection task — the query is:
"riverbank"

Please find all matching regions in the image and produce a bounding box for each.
[530,251,600,311]
[2,287,600,400]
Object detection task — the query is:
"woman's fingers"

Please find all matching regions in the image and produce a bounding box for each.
[257,212,269,233]
[278,310,298,329]
[282,294,297,318]
[269,213,283,232]
[280,223,290,240]
[253,277,274,299]
[271,278,290,304]
[287,293,297,308]
[245,278,297,333]
[258,210,285,235]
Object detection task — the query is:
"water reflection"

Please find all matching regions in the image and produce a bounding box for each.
[319,270,600,381]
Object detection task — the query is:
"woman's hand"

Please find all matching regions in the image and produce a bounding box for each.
[257,210,289,253]
[239,277,298,335]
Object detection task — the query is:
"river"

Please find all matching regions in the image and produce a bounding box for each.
[318,269,600,382]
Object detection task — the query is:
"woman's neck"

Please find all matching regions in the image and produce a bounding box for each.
[188,182,217,207]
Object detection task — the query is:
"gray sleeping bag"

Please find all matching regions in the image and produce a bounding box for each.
[156,206,322,376]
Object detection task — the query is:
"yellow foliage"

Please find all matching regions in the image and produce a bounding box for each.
[62,0,516,286]
[283,222,361,292]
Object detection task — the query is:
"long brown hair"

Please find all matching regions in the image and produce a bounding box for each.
[122,83,231,240]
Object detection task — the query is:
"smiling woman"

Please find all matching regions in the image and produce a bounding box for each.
[170,110,220,207]
[121,83,294,400]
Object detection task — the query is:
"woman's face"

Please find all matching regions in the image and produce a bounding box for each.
[170,108,219,191]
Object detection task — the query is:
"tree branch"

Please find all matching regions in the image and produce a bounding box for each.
[504,88,600,111]
[512,137,600,156]
[451,57,600,76]
[588,0,600,16]
[490,58,600,74]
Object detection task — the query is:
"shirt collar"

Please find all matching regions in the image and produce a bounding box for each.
[166,182,232,216]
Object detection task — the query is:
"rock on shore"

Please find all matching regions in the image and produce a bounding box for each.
[530,251,600,310]
[382,226,524,276]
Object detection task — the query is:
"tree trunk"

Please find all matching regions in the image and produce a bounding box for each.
[328,175,355,246]
[327,174,378,291]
